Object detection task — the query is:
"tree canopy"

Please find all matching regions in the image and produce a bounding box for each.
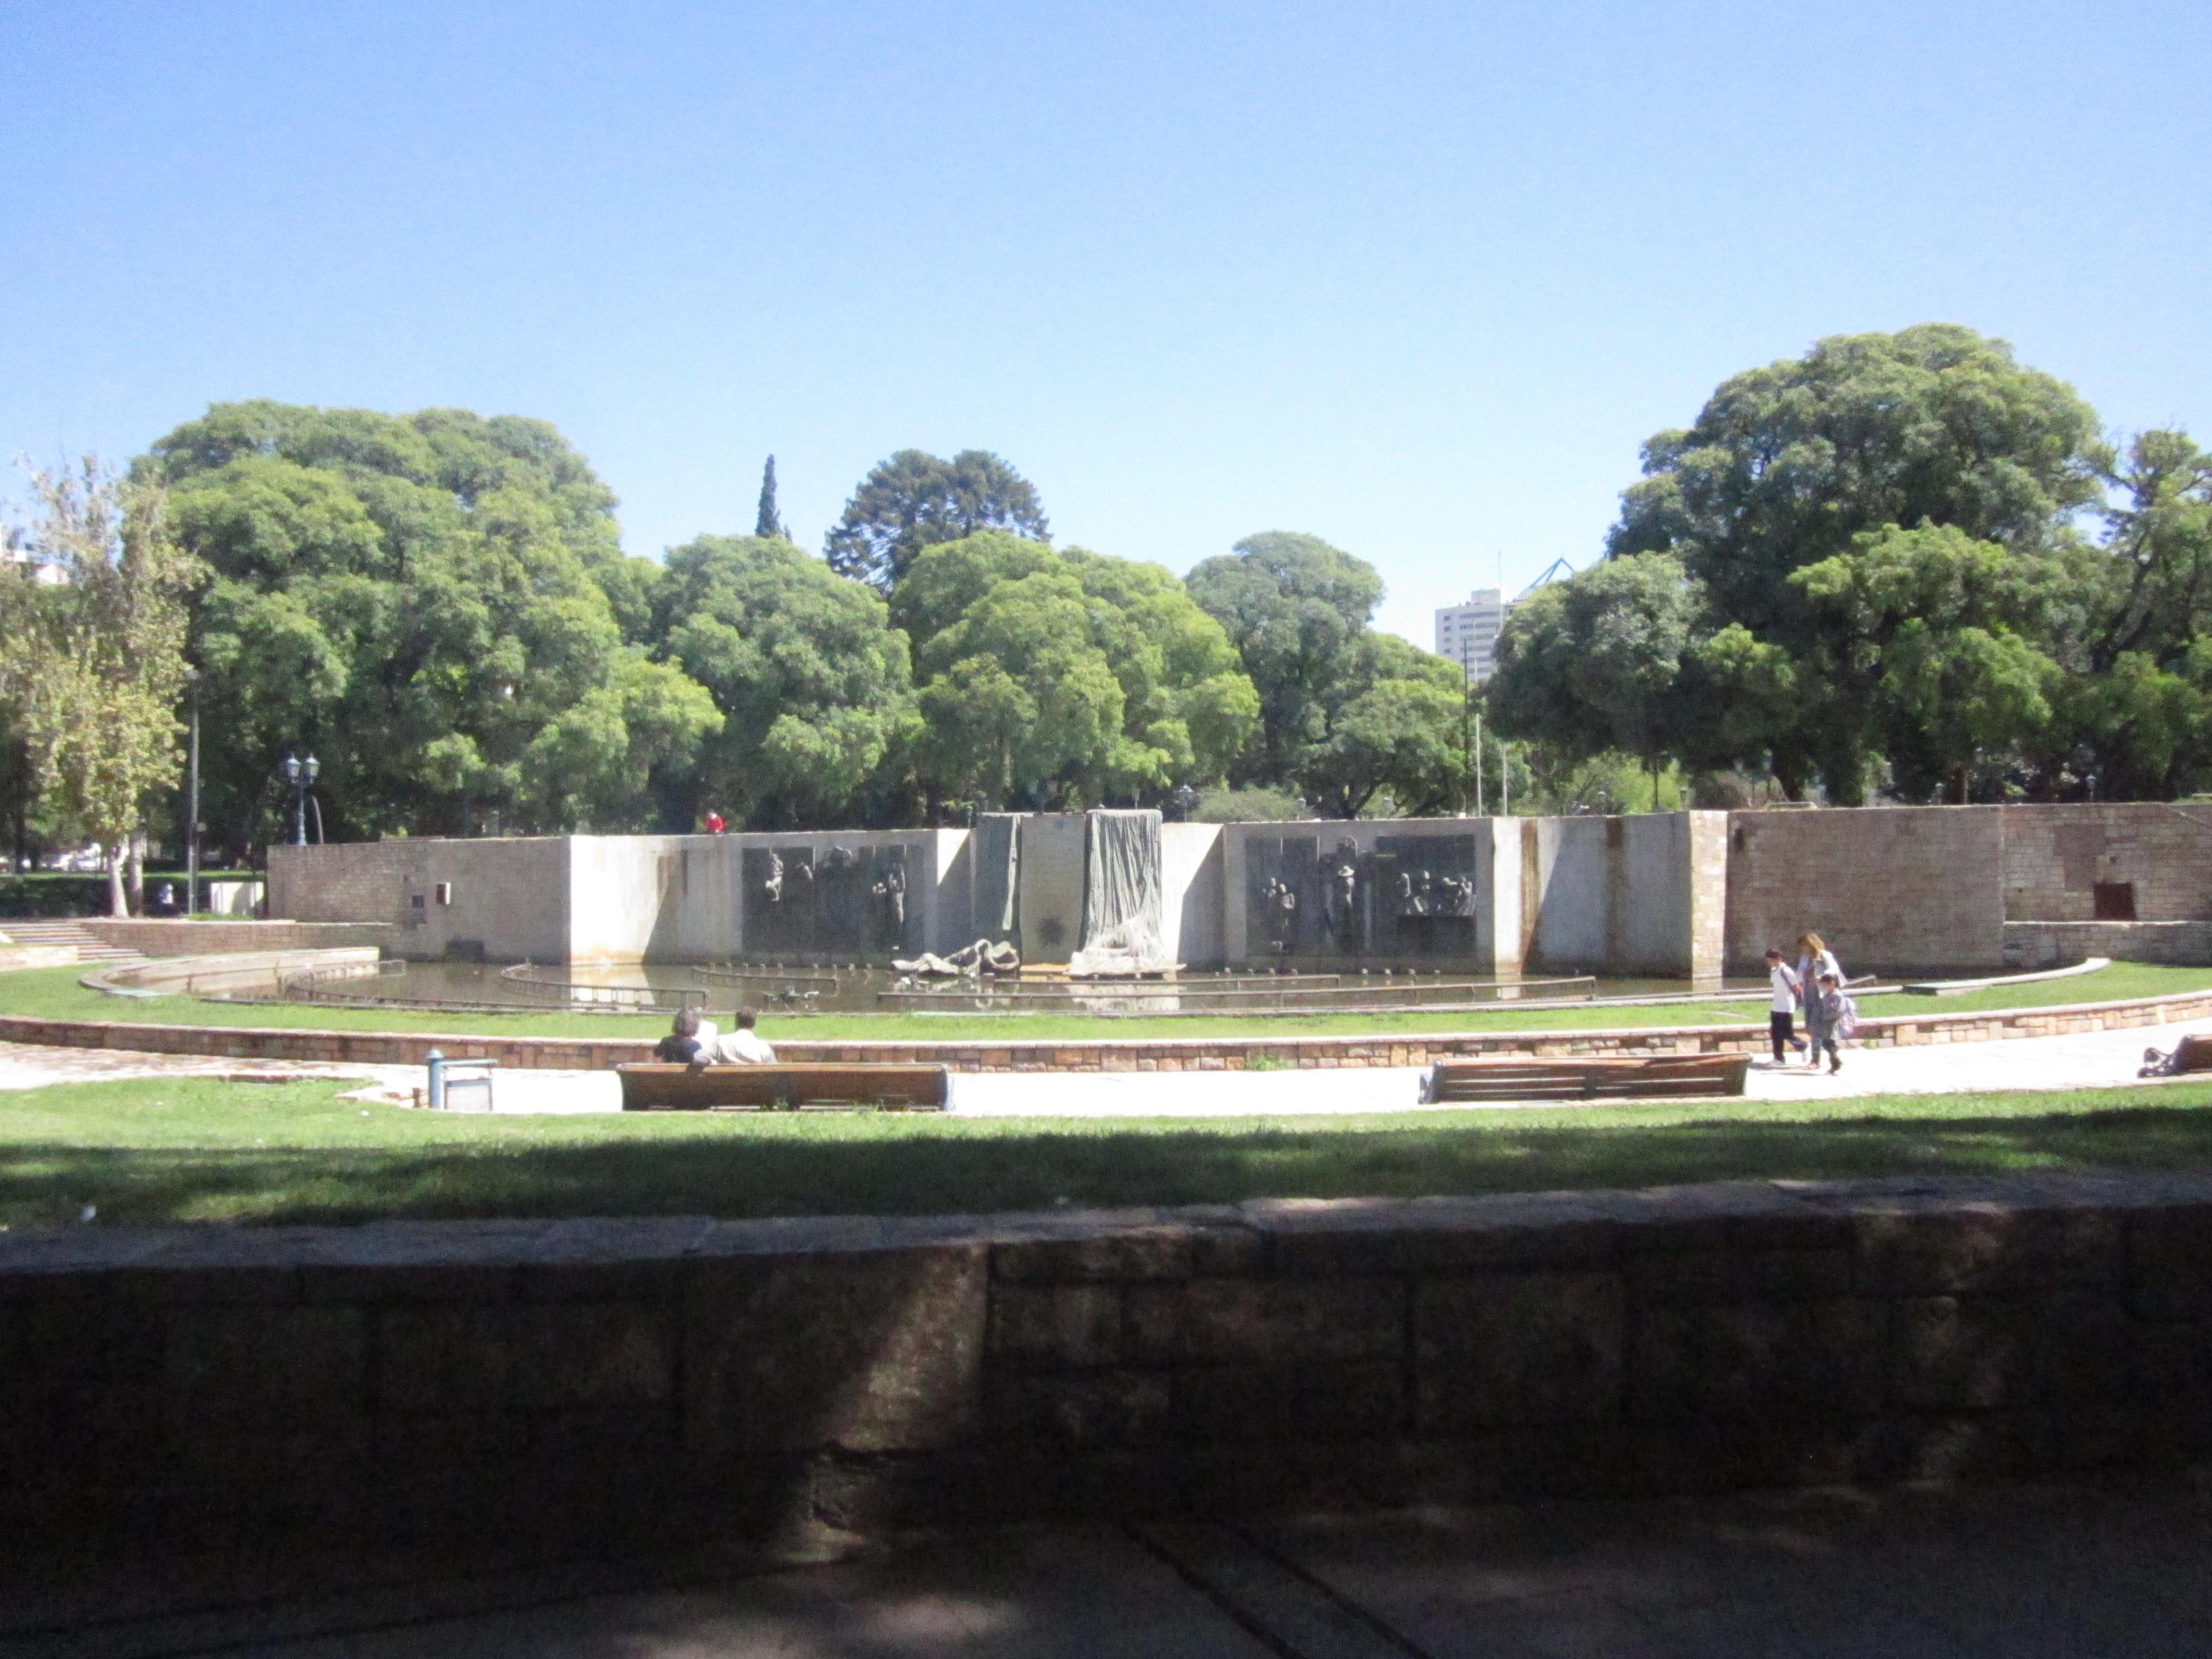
[894,531,1257,810]
[824,449,1048,590]
[1186,531,1387,785]
[1496,326,2212,805]
[150,401,712,844]
[655,534,916,828]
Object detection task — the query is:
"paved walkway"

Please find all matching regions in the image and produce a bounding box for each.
[7,1476,2207,1657]
[6,1012,2212,1117]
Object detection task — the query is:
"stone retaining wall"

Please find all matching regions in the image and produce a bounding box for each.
[11,986,2212,1073]
[83,919,397,958]
[6,1173,2208,1555]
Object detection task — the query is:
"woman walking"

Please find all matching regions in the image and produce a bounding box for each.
[1795,932,1842,1070]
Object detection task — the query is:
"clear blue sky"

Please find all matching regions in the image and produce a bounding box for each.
[4,1,2206,644]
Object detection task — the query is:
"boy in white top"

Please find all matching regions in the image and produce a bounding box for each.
[699,1009,777,1065]
[1764,947,1807,1065]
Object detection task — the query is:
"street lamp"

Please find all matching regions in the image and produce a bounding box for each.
[1172,783,1198,822]
[283,753,320,847]
[182,668,201,916]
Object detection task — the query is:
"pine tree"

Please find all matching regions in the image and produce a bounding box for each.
[754,455,785,541]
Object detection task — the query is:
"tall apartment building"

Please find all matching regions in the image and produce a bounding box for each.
[1434,588,1507,683]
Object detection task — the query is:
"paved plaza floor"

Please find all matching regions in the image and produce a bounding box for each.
[5,1474,2208,1657]
[5,1012,2211,1116]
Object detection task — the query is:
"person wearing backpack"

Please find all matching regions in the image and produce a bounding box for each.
[1813,971,1857,1075]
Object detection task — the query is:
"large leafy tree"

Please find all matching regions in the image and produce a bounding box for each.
[1293,633,1468,818]
[0,460,201,912]
[654,535,917,828]
[148,401,713,844]
[1609,324,2104,646]
[894,530,1257,809]
[824,449,1048,589]
[1790,523,2058,801]
[1489,554,1703,788]
[1186,531,1385,784]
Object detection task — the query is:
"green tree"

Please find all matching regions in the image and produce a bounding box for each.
[1185,531,1385,784]
[824,450,1048,589]
[149,401,704,844]
[895,531,1258,808]
[1609,324,2104,646]
[753,455,785,541]
[0,460,202,913]
[1292,633,1468,818]
[1488,554,1703,791]
[654,535,915,827]
[1790,522,2058,802]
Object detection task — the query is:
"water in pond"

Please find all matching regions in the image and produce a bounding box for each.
[226,960,1769,1019]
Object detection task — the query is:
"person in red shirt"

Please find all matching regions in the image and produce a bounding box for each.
[703,810,726,834]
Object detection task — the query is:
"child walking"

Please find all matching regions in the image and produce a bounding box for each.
[1764,947,1806,1065]
[1813,972,1857,1074]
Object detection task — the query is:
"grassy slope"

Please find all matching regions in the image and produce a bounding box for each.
[5,1073,2211,1228]
[5,961,2211,1044]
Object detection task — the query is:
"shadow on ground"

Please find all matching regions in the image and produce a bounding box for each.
[8,1100,2212,1226]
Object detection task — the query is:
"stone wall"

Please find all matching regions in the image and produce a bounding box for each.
[8,1173,2207,1555]
[2000,803,2212,923]
[2006,922,2212,970]
[1725,807,2006,976]
[270,838,572,964]
[82,920,395,958]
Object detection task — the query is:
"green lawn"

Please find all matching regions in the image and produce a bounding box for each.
[5,1073,2211,1229]
[6,960,2211,1044]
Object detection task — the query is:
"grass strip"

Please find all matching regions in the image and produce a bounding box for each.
[4,1073,2210,1229]
[6,961,2212,1044]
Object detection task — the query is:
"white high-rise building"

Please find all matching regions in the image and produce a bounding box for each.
[1434,588,1507,683]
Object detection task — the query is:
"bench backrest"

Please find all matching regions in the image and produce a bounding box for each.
[616,1062,950,1111]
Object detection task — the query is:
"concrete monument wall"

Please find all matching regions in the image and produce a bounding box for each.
[270,836,572,964]
[1161,822,1225,967]
[1517,812,1727,979]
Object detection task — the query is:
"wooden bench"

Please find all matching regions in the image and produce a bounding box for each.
[2161,1034,2212,1074]
[615,1062,951,1112]
[1420,1053,1750,1104]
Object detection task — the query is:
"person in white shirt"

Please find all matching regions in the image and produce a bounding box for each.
[1763,948,1807,1065]
[698,1009,776,1065]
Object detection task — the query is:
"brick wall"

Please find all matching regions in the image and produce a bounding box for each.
[84,920,395,958]
[1726,807,2006,976]
[2001,803,2212,923]
[7,1174,2208,1555]
[2005,922,2212,970]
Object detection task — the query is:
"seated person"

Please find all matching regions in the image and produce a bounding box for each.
[654,1006,720,1064]
[697,1008,776,1065]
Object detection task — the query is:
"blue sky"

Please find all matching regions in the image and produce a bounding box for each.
[4,1,2206,643]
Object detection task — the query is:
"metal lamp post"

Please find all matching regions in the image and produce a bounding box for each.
[283,753,320,847]
[182,668,201,916]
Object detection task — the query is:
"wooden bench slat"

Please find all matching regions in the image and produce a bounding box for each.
[616,1063,950,1112]
[1423,1054,1749,1103]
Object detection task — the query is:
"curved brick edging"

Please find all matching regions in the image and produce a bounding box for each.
[8,984,2212,1072]
[5,1171,2209,1554]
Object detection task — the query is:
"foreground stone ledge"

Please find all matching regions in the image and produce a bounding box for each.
[3,1172,2208,1555]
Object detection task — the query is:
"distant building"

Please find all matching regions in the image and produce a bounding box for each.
[2,531,66,588]
[1434,588,1507,683]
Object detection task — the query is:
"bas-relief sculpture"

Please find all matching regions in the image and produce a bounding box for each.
[743,842,918,959]
[1245,832,1480,963]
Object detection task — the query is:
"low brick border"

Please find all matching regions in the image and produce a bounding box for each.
[7,984,2212,1073]
[5,1171,2209,1554]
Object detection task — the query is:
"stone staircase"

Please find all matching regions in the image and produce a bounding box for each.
[0,919,145,965]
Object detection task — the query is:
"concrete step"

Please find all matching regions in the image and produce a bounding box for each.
[0,918,145,963]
